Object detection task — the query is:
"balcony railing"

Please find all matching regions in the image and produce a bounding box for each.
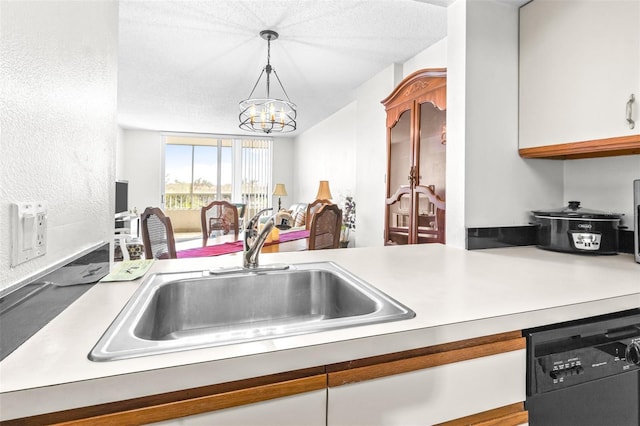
[165,192,270,219]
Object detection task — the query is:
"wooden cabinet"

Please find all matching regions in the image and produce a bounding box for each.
[150,390,326,426]
[14,369,327,426]
[326,331,527,425]
[382,68,447,244]
[519,0,640,159]
[10,333,526,426]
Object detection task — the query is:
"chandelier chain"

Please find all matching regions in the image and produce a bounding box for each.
[265,35,271,98]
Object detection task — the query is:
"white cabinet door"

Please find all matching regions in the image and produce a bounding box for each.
[519,0,640,149]
[327,349,525,426]
[151,389,326,426]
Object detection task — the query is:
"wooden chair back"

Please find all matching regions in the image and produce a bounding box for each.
[140,207,177,259]
[201,201,239,246]
[234,203,247,230]
[308,204,342,250]
[305,199,332,230]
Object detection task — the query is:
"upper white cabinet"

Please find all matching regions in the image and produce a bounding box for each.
[519,0,640,159]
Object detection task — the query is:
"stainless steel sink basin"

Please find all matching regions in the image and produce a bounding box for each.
[89,262,414,361]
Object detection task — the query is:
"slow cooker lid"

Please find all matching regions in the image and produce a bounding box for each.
[532,201,622,219]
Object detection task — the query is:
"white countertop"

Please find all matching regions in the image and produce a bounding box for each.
[1,244,639,420]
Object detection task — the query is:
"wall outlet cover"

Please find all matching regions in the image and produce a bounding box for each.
[11,202,47,268]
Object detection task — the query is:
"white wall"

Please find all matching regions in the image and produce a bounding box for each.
[403,38,448,75]
[0,1,118,292]
[449,0,564,248]
[271,137,295,209]
[445,0,468,249]
[293,102,358,204]
[564,155,640,229]
[464,0,565,227]
[354,66,400,247]
[120,130,164,212]
[120,130,295,215]
[116,126,126,181]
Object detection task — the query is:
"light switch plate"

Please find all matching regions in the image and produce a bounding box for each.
[11,202,47,267]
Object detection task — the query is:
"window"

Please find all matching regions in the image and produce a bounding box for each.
[164,135,272,218]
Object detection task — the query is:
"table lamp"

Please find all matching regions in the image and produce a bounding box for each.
[316,180,333,200]
[273,183,287,211]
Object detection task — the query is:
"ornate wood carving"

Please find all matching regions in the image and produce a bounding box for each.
[386,185,412,205]
[403,80,434,97]
[414,184,445,210]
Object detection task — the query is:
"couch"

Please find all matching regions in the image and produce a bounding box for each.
[286,203,308,228]
[260,203,308,229]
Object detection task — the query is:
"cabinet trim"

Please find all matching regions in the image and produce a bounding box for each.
[434,402,528,426]
[51,375,327,426]
[327,331,525,387]
[3,367,325,426]
[519,134,640,159]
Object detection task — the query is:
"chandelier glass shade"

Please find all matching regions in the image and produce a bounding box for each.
[239,30,297,134]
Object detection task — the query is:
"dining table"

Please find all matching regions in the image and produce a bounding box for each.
[176,228,310,259]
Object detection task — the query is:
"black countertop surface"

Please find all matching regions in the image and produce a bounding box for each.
[0,244,110,360]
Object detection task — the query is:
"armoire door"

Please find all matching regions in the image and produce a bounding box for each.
[382,68,446,246]
[386,108,413,245]
[414,100,446,244]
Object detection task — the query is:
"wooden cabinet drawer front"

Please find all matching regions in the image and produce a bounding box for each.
[49,375,326,426]
[328,335,525,387]
[149,390,327,426]
[327,344,526,425]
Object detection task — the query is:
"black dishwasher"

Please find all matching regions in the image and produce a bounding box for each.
[525,309,640,426]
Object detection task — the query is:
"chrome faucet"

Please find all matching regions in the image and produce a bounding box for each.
[243,208,275,269]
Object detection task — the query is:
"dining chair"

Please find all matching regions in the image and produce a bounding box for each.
[234,203,247,230]
[201,201,239,246]
[308,204,342,250]
[305,198,332,230]
[140,207,177,259]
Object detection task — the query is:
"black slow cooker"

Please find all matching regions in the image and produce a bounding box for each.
[532,201,622,255]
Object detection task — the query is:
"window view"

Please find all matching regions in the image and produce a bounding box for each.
[164,136,272,219]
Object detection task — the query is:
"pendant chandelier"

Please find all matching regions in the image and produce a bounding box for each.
[239,30,297,134]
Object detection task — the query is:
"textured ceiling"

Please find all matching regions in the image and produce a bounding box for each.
[117,0,448,136]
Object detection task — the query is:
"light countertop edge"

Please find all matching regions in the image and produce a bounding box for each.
[1,244,638,420]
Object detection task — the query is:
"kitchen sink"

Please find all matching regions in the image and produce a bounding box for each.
[89,262,415,361]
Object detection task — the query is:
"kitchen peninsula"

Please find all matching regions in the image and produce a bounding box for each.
[1,244,638,424]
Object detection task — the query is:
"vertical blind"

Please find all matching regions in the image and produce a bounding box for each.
[241,139,272,218]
